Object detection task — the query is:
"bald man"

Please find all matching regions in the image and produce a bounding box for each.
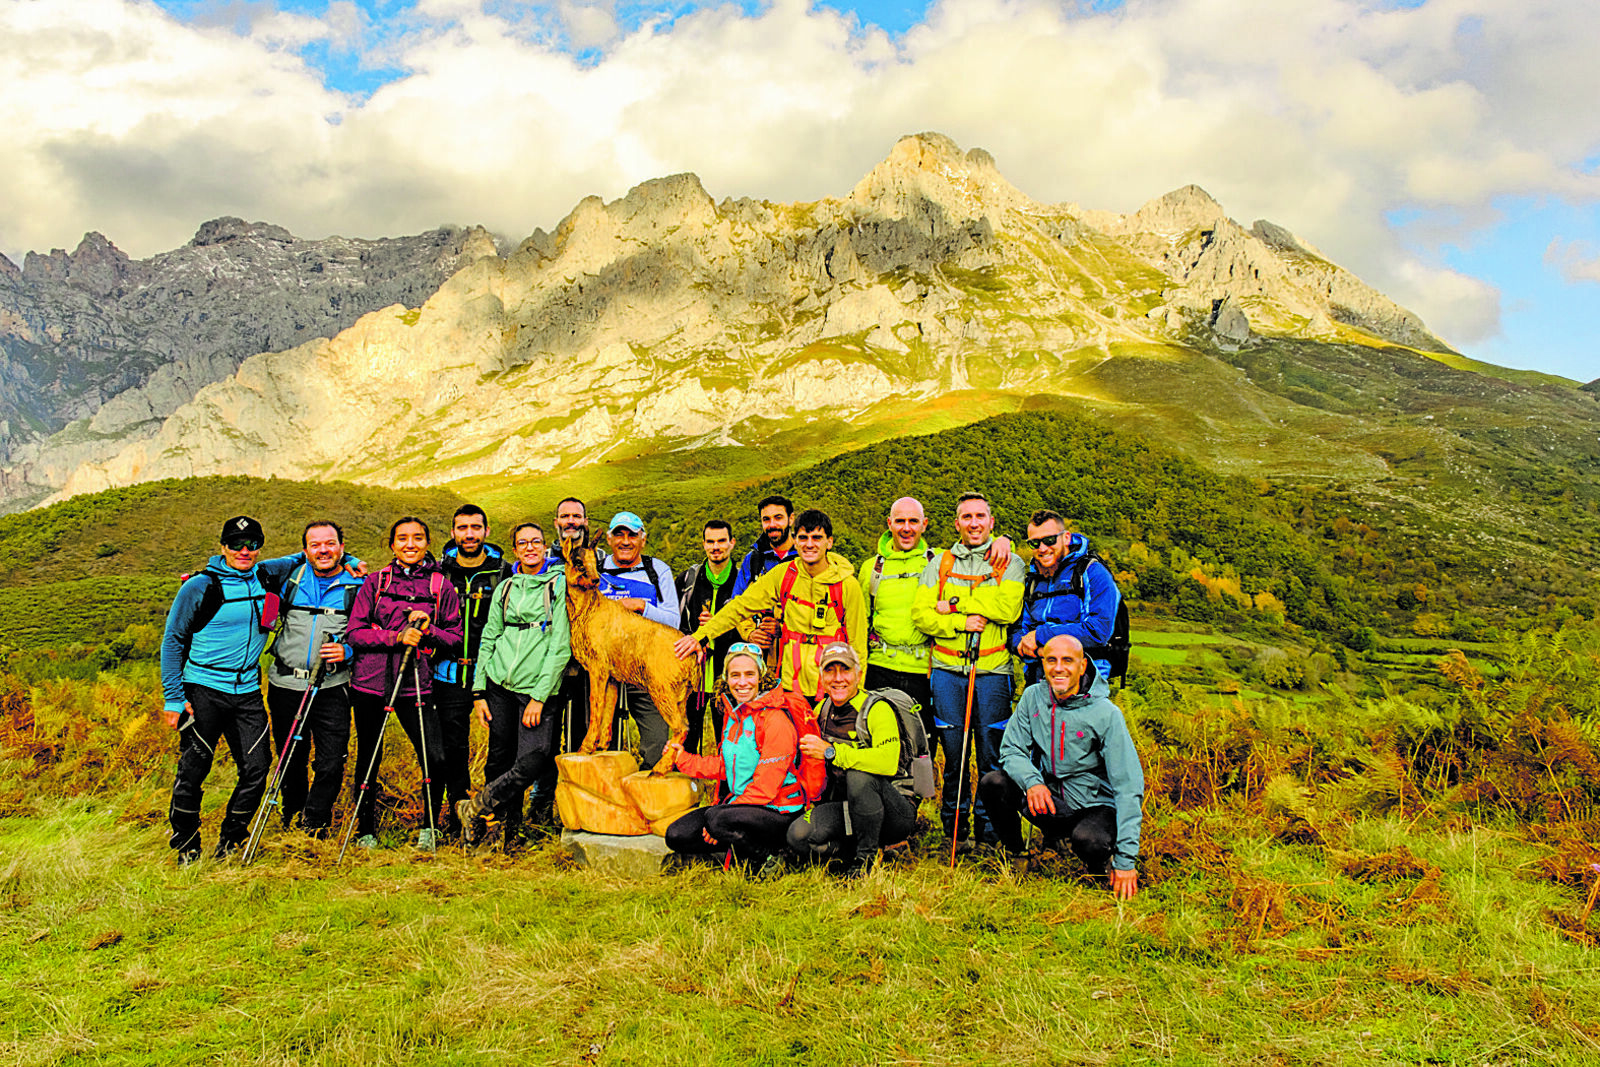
[978,634,1144,899]
[859,497,938,729]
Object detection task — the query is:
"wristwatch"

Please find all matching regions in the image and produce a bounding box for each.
[823,744,836,761]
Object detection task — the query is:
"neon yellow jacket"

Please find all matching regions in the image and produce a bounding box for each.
[691,552,867,699]
[910,539,1025,675]
[858,533,937,675]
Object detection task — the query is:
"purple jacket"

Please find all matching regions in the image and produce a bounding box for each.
[346,559,463,700]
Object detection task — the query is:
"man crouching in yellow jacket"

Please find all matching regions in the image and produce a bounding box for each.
[674,509,866,701]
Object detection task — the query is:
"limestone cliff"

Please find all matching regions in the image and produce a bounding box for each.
[42,134,1463,501]
[0,220,497,500]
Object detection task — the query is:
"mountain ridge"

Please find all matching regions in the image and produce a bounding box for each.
[39,132,1519,504]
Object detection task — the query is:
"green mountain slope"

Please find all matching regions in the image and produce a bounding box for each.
[7,409,1593,651]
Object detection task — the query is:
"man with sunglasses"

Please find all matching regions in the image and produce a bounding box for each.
[1010,510,1123,686]
[160,516,288,863]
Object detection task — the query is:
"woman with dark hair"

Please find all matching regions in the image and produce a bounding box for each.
[345,516,463,851]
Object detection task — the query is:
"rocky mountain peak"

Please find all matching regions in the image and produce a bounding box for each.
[849,132,1033,222]
[190,217,295,247]
[1121,184,1228,237]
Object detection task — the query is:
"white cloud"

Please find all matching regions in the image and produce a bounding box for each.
[1545,238,1600,284]
[3,0,1598,351]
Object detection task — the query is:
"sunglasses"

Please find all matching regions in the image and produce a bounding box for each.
[727,642,763,658]
[1026,533,1062,550]
[224,538,263,552]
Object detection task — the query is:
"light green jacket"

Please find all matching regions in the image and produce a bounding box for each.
[859,533,937,675]
[910,538,1026,675]
[471,567,570,702]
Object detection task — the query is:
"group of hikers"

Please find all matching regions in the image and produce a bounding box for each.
[161,493,1143,897]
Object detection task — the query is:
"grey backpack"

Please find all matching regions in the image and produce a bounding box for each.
[853,688,937,799]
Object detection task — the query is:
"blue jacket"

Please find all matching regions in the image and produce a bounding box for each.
[731,540,796,596]
[1009,533,1121,681]
[433,541,509,685]
[597,554,679,628]
[999,661,1144,870]
[160,553,300,711]
[266,558,364,692]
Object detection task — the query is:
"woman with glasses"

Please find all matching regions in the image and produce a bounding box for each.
[455,523,571,849]
[659,642,809,873]
[346,516,463,852]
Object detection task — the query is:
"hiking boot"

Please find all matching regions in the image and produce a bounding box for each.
[455,795,497,847]
[752,853,787,881]
[415,828,440,853]
[355,834,380,850]
[840,852,879,881]
[213,839,243,861]
[176,847,202,867]
[944,835,975,857]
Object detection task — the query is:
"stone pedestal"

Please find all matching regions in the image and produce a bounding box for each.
[561,830,674,878]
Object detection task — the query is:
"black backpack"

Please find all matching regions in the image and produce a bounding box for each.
[1025,553,1132,685]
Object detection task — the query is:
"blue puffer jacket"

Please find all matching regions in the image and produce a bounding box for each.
[1008,533,1121,682]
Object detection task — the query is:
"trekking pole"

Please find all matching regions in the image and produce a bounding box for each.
[413,655,438,848]
[949,628,981,869]
[242,656,329,865]
[337,644,416,864]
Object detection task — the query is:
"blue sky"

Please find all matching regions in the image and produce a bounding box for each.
[7,0,1597,382]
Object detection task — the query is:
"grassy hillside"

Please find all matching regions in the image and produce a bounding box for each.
[5,409,1593,655]
[0,477,465,588]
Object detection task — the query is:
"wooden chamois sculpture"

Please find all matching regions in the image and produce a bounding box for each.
[562,526,695,775]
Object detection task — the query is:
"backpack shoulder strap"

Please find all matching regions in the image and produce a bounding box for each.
[935,550,955,601]
[186,573,226,639]
[641,555,669,605]
[827,579,847,640]
[777,559,800,608]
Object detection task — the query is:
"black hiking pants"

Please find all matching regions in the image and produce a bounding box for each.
[787,769,917,863]
[169,684,271,855]
[479,681,557,827]
[978,770,1117,871]
[265,682,352,831]
[665,804,798,868]
[528,665,587,819]
[431,677,475,812]
[864,665,934,744]
[350,689,446,838]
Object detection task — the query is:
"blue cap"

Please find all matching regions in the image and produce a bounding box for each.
[608,511,645,533]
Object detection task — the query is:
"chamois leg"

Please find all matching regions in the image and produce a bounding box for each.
[645,677,691,776]
[579,673,620,754]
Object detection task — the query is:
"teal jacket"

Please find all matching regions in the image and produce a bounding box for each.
[471,566,570,702]
[998,661,1144,870]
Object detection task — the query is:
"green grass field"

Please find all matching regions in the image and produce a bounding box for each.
[4,800,1598,1066]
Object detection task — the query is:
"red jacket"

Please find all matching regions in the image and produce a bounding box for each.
[675,688,806,812]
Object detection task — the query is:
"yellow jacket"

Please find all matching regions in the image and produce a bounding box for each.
[910,540,1026,675]
[692,552,867,699]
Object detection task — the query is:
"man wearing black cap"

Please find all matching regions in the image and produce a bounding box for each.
[160,516,289,863]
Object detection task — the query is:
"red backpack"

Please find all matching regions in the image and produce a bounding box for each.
[777,690,828,807]
[716,688,829,808]
[774,561,849,700]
